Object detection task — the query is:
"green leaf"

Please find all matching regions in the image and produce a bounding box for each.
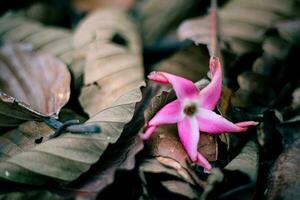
[0,85,143,185]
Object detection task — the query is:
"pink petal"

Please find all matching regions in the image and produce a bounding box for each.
[148,100,183,126]
[197,108,257,134]
[177,117,199,162]
[197,152,212,170]
[148,71,199,100]
[198,56,222,110]
[140,125,157,140]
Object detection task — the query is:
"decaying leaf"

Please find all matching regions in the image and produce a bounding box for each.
[0,190,62,200]
[0,121,53,161]
[0,14,73,65]
[225,141,259,181]
[178,0,299,54]
[71,0,137,12]
[266,139,300,200]
[0,42,71,127]
[0,85,143,184]
[139,0,199,45]
[161,180,200,199]
[71,136,144,199]
[73,9,144,116]
[153,45,209,82]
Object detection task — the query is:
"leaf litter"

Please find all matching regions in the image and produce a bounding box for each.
[0,0,300,199]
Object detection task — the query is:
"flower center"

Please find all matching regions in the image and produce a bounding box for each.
[183,103,198,116]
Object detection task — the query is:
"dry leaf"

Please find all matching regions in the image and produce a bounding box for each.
[139,0,199,45]
[0,85,143,184]
[72,0,136,12]
[0,42,71,127]
[225,141,259,181]
[0,14,73,65]
[73,9,144,116]
[178,0,298,54]
[71,136,144,199]
[267,139,300,200]
[153,45,209,82]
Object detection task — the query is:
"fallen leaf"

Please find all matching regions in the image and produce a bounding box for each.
[225,141,259,181]
[266,139,300,200]
[70,137,144,199]
[0,190,62,200]
[73,9,144,116]
[139,0,199,45]
[0,121,53,161]
[161,180,200,199]
[0,42,71,127]
[153,45,209,82]
[0,14,73,66]
[71,0,136,12]
[178,0,298,54]
[0,85,143,185]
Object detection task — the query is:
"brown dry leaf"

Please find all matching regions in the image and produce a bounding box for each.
[153,45,209,82]
[225,141,259,181]
[73,9,144,116]
[266,139,300,200]
[0,14,73,66]
[178,0,299,54]
[71,136,144,199]
[147,125,218,168]
[0,42,71,127]
[161,180,200,199]
[72,0,136,12]
[0,121,53,161]
[139,0,199,45]
[0,85,143,185]
[139,158,203,199]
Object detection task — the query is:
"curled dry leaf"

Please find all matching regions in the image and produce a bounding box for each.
[178,0,299,54]
[73,9,144,116]
[266,139,300,200]
[0,85,143,185]
[0,42,71,127]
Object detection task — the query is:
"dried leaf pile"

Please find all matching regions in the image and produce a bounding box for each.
[0,0,300,199]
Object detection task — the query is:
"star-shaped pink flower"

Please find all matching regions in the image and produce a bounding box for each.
[141,56,258,170]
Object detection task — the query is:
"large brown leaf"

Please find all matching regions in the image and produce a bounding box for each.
[0,42,71,127]
[0,85,143,185]
[73,9,144,116]
[0,15,73,66]
[178,0,299,54]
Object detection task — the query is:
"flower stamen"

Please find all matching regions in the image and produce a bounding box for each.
[183,103,198,116]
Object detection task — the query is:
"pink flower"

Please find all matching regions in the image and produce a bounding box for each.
[141,56,258,171]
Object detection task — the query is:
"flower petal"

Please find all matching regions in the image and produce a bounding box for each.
[197,108,258,134]
[148,71,199,100]
[198,56,222,110]
[140,125,157,140]
[177,117,199,162]
[148,100,183,126]
[197,152,212,170]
